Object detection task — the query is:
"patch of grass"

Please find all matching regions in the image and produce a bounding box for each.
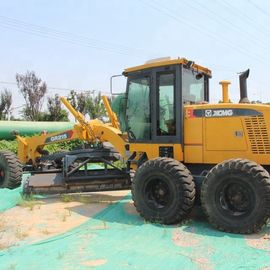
[0,140,18,154]
[7,263,17,270]
[60,194,75,203]
[41,229,50,235]
[102,221,108,229]
[18,200,35,210]
[78,195,113,205]
[61,210,71,222]
[0,139,85,156]
[162,226,167,238]
[15,229,28,240]
[62,214,67,222]
[57,252,65,260]
[17,195,39,211]
[78,195,89,204]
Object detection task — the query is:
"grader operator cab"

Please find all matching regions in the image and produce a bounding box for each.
[0,57,270,234]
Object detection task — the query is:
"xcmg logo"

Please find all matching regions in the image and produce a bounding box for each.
[205,109,233,117]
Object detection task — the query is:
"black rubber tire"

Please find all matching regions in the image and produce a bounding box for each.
[201,159,270,234]
[0,151,23,189]
[132,157,195,224]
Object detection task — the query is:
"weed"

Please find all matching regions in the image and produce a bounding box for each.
[7,263,16,270]
[41,229,50,235]
[162,226,167,238]
[17,200,37,211]
[57,252,65,260]
[21,193,35,201]
[78,195,89,204]
[60,194,75,203]
[102,221,108,229]
[15,229,28,240]
[17,194,39,211]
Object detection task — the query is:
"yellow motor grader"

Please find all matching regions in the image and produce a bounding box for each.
[0,57,270,234]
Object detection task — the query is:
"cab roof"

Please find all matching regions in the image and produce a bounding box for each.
[123,57,212,76]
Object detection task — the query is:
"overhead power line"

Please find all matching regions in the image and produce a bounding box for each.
[0,15,156,58]
[0,80,89,92]
[181,0,270,52]
[247,0,270,20]
[218,0,270,37]
[139,0,269,65]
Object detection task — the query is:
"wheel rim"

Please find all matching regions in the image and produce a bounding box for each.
[0,167,5,185]
[143,177,171,210]
[216,178,255,217]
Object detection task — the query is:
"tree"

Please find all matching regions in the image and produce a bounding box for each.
[16,71,47,121]
[67,90,87,114]
[0,89,12,120]
[39,94,68,121]
[67,90,106,119]
[86,92,106,119]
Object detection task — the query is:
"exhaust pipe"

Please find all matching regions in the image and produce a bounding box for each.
[239,69,250,103]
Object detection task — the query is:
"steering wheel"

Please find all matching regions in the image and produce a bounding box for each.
[128,130,136,140]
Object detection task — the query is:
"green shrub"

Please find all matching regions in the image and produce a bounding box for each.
[0,139,85,154]
[0,140,18,153]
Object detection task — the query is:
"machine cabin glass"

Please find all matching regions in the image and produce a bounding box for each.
[182,68,206,104]
[125,64,209,143]
[157,72,176,136]
[126,76,151,141]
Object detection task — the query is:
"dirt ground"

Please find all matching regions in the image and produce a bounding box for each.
[0,189,269,269]
[0,190,128,250]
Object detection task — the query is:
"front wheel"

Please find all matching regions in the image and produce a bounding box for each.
[0,151,22,189]
[132,157,195,224]
[201,159,270,234]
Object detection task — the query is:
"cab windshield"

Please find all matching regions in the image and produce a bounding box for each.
[126,76,151,140]
[182,68,205,104]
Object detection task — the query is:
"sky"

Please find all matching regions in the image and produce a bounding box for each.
[1,0,270,117]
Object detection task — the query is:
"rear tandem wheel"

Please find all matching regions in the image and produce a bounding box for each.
[201,158,270,234]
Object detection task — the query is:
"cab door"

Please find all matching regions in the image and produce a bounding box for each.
[151,65,182,158]
[126,65,183,160]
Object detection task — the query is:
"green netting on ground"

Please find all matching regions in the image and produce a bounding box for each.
[0,187,22,212]
[0,194,269,270]
[0,174,33,212]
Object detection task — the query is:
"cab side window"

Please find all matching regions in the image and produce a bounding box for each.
[157,73,176,136]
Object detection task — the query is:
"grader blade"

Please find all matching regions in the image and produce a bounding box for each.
[23,171,131,195]
[23,147,131,195]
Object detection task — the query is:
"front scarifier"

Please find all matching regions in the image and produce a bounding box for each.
[132,158,195,224]
[201,159,270,234]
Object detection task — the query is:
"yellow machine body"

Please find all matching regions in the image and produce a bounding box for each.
[17,96,128,165]
[127,104,270,166]
[16,57,270,170]
[184,103,270,165]
[13,57,270,234]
